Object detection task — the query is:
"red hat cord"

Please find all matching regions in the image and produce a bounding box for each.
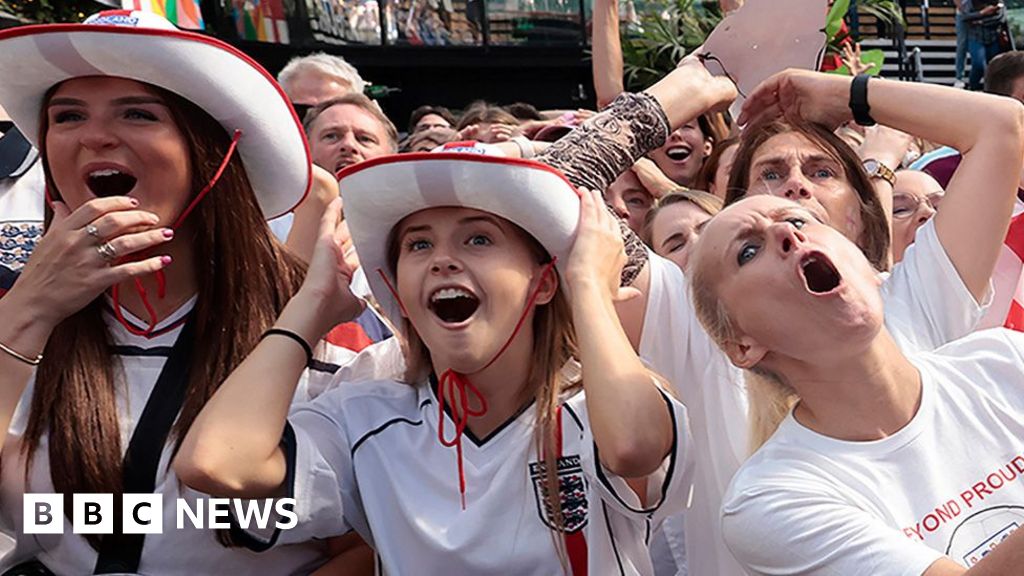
[378,258,558,509]
[109,129,242,337]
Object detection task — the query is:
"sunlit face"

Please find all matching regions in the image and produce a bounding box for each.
[394,207,554,373]
[650,201,713,272]
[284,70,353,107]
[693,196,883,368]
[605,170,654,234]
[45,77,191,226]
[745,132,864,244]
[310,104,391,173]
[891,170,943,263]
[414,113,451,133]
[710,142,738,199]
[649,120,712,187]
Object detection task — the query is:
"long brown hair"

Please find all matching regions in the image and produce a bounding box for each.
[25,82,307,548]
[387,218,582,571]
[725,118,891,271]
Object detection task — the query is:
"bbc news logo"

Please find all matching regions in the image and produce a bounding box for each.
[23,494,297,534]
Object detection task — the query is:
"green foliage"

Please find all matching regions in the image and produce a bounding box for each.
[0,0,105,23]
[825,0,851,41]
[620,0,721,90]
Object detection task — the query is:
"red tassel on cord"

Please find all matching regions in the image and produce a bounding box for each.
[109,130,242,337]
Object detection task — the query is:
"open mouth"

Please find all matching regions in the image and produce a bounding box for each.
[800,252,842,294]
[429,287,480,324]
[665,146,692,163]
[334,157,360,173]
[86,169,137,197]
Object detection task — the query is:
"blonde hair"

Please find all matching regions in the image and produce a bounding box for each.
[688,241,798,453]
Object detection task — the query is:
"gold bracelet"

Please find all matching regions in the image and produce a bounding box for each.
[0,340,42,366]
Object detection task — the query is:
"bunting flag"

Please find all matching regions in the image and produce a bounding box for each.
[231,0,290,44]
[122,0,204,30]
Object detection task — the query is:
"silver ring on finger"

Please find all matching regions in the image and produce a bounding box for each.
[86,225,101,240]
[97,241,117,262]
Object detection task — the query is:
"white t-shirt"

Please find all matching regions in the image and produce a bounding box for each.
[0,300,350,574]
[259,376,693,575]
[639,218,987,576]
[721,328,1024,575]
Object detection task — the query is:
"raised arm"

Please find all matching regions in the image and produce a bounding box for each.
[566,187,671,477]
[739,71,1024,302]
[0,197,170,446]
[592,0,625,108]
[174,199,364,498]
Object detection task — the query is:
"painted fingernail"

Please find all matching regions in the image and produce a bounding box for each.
[162,228,174,239]
[160,255,173,265]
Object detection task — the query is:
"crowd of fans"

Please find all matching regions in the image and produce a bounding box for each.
[1,1,1024,575]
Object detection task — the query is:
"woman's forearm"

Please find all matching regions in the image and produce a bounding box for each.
[572,279,672,477]
[174,290,335,498]
[0,290,57,446]
[592,0,625,109]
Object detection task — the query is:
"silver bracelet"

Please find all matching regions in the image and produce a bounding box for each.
[0,340,42,366]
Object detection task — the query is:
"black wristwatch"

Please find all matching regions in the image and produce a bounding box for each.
[849,74,876,127]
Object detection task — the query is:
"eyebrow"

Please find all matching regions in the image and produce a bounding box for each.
[752,153,838,170]
[396,215,504,241]
[48,95,166,107]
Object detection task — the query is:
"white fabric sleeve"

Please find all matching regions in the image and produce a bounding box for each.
[882,219,991,354]
[577,387,694,525]
[238,403,357,550]
[721,485,945,576]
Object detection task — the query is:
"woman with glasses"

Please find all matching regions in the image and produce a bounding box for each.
[891,170,945,263]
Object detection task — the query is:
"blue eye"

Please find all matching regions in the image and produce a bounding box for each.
[738,244,759,266]
[812,168,834,178]
[786,217,806,229]
[468,234,491,247]
[407,239,431,251]
[761,170,780,182]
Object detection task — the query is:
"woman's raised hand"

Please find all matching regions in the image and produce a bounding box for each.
[737,69,853,128]
[565,188,641,302]
[296,197,365,336]
[9,196,172,330]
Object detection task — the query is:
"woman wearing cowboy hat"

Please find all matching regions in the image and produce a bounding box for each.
[0,10,359,575]
[174,152,691,574]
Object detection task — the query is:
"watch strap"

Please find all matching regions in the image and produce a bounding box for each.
[849,74,877,127]
[864,159,896,187]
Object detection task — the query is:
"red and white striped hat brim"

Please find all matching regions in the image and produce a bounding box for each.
[337,153,581,328]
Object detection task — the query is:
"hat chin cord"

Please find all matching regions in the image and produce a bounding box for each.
[110,129,242,337]
[378,258,558,509]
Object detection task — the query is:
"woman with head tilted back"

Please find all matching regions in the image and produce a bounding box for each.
[682,69,1024,576]
[175,152,690,574]
[0,11,354,574]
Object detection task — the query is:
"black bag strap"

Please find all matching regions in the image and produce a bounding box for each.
[93,318,196,574]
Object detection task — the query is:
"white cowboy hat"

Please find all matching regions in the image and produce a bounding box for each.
[0,10,309,219]
[337,152,581,328]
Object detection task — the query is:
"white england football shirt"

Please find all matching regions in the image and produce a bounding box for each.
[262,376,693,575]
[0,299,350,574]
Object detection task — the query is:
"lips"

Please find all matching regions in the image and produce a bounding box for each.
[428,286,480,325]
[665,145,692,163]
[799,251,842,294]
[334,156,360,173]
[84,165,137,197]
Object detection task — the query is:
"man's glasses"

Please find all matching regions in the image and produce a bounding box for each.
[892,191,943,220]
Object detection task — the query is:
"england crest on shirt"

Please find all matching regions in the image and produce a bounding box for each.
[529,455,588,533]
